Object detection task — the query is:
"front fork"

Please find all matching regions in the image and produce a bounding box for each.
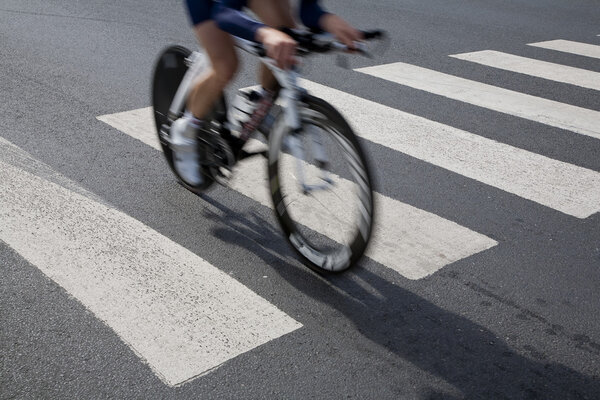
[277,73,333,195]
[286,128,334,195]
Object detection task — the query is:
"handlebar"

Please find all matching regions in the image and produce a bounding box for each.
[282,28,386,55]
[362,30,384,40]
[234,29,386,59]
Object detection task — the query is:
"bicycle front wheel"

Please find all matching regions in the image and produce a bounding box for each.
[268,95,375,273]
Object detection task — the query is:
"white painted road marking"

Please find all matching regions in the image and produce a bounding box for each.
[0,137,301,387]
[355,62,600,139]
[528,39,600,59]
[0,137,106,204]
[450,50,600,91]
[300,80,600,219]
[98,108,497,279]
[231,156,498,280]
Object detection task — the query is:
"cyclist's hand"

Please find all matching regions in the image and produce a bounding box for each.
[256,27,298,69]
[320,14,363,51]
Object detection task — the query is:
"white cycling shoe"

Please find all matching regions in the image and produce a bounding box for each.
[169,117,204,187]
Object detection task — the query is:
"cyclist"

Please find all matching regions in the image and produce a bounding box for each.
[215,0,364,71]
[172,0,362,188]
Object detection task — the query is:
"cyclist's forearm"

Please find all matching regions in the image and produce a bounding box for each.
[216,0,329,40]
[299,0,329,30]
[214,4,265,42]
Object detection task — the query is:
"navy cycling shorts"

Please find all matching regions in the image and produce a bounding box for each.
[184,0,215,26]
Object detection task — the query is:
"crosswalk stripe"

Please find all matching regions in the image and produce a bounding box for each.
[450,50,600,91]
[98,108,497,280]
[300,80,600,219]
[0,137,106,204]
[355,62,600,139]
[528,40,600,59]
[0,137,301,387]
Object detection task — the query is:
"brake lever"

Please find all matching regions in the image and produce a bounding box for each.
[336,44,373,69]
[370,30,390,57]
[356,48,374,59]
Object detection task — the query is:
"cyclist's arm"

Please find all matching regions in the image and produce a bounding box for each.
[299,0,329,31]
[214,0,329,42]
[299,0,363,49]
[213,0,360,66]
[213,1,264,42]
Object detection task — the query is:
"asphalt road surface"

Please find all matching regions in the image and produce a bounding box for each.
[1,0,599,398]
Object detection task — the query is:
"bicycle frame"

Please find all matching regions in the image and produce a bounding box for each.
[170,38,303,127]
[234,37,336,194]
[167,36,333,193]
[168,51,208,120]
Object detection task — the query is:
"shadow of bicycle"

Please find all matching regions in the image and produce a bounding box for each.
[199,193,599,399]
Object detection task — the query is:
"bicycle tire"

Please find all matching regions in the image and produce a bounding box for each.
[268,94,375,273]
[151,45,227,192]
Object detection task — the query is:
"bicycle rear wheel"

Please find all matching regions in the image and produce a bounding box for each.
[151,45,227,192]
[268,95,375,273]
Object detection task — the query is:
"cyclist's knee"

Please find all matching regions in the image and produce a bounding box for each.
[195,20,238,87]
[211,56,238,89]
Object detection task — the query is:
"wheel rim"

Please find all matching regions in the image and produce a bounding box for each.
[271,109,373,271]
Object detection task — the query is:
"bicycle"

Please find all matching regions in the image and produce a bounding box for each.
[151,29,383,273]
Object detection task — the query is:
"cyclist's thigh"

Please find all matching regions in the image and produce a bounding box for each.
[249,0,296,28]
[184,0,215,26]
[194,21,238,81]
[185,0,236,68]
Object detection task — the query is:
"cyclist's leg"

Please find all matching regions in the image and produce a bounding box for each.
[249,0,297,91]
[172,1,238,187]
[187,21,238,119]
[250,0,296,28]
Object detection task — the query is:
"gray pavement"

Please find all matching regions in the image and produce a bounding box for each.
[1,0,599,398]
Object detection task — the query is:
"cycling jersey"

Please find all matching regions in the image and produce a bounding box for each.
[214,0,328,41]
[184,0,216,25]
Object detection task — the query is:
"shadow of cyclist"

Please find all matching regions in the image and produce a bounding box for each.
[200,193,600,399]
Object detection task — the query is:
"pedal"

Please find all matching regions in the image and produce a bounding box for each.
[207,133,236,187]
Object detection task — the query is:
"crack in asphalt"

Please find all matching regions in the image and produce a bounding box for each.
[0,8,147,27]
